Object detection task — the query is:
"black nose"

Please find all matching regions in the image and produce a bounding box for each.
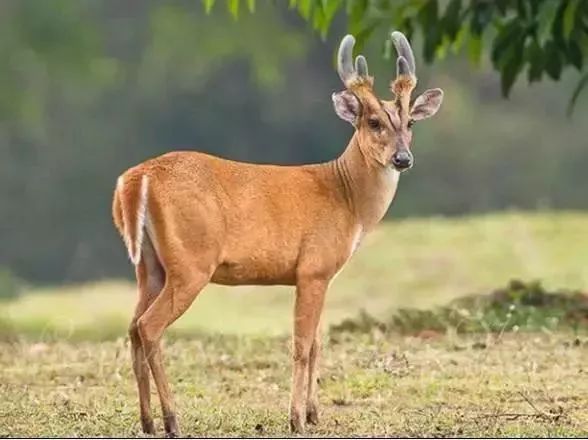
[391,150,413,169]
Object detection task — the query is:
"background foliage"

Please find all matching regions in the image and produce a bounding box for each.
[1,0,587,283]
[260,0,588,109]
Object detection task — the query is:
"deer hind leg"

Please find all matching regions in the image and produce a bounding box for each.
[290,278,327,434]
[306,325,322,425]
[129,235,164,434]
[137,261,214,438]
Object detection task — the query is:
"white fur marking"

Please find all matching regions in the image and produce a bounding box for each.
[350,226,363,256]
[130,175,148,265]
[118,176,133,263]
[385,167,400,186]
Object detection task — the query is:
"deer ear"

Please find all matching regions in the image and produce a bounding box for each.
[332,90,361,126]
[410,88,443,121]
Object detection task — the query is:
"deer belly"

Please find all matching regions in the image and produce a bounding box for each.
[211,251,297,286]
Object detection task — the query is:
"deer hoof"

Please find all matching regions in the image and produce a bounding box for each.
[289,411,305,434]
[306,403,319,425]
[164,414,179,438]
[141,416,155,435]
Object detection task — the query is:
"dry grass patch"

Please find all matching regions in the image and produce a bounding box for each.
[1,332,587,437]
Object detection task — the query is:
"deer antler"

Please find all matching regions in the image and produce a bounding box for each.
[337,35,372,88]
[391,31,415,76]
[390,31,417,112]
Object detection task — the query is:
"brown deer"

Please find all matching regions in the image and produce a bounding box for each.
[112,31,443,437]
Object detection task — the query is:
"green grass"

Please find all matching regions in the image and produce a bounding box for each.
[2,333,588,436]
[2,211,588,340]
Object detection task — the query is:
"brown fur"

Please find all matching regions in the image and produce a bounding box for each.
[391,74,417,122]
[391,74,416,96]
[346,76,374,90]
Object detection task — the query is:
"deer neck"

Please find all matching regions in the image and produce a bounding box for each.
[332,132,400,231]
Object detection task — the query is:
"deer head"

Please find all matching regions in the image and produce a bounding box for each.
[332,32,443,172]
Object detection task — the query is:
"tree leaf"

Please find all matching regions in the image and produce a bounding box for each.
[417,0,438,29]
[516,0,530,19]
[551,1,567,43]
[500,38,525,97]
[312,3,325,34]
[526,39,544,83]
[424,30,442,63]
[319,0,342,37]
[563,0,580,40]
[442,0,462,40]
[347,0,368,34]
[246,0,255,13]
[567,71,588,116]
[297,0,313,20]
[203,0,216,14]
[470,0,493,36]
[491,21,524,69]
[495,0,509,16]
[536,0,560,45]
[227,0,239,19]
[545,40,562,80]
[567,39,583,70]
[418,0,440,62]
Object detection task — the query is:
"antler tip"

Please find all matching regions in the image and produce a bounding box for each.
[337,34,357,84]
[342,34,355,44]
[355,55,368,77]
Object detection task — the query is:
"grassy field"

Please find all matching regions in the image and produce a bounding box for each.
[2,212,588,340]
[2,212,588,437]
[2,333,588,437]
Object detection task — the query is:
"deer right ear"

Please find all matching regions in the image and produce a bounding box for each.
[332,90,361,126]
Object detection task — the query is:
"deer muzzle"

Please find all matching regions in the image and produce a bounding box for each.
[391,149,413,171]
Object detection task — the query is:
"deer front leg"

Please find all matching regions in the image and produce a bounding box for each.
[290,278,327,434]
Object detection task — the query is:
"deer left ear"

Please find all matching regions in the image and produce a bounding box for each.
[410,88,443,121]
[332,90,361,126]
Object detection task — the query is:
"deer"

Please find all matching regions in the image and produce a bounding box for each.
[112,31,443,437]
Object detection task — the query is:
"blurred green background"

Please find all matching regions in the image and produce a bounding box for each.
[1,0,588,338]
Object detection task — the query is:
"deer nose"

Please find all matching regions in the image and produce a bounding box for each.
[391,150,413,170]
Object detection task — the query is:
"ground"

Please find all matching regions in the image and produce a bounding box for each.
[2,212,588,436]
[1,333,588,437]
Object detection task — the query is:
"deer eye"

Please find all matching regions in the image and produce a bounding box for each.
[408,119,415,129]
[367,118,381,130]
